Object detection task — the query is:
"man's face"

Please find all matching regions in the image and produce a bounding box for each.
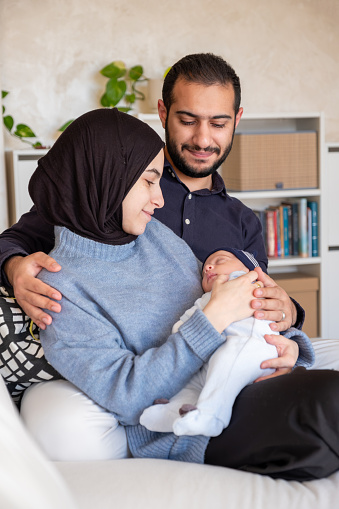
[160,79,242,179]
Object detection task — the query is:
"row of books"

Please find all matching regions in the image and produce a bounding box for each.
[254,199,318,259]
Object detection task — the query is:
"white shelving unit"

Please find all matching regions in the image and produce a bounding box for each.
[322,143,339,339]
[5,149,47,225]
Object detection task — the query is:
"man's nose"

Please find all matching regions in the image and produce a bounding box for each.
[192,122,213,149]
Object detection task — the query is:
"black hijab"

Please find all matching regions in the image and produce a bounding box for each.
[29,108,164,245]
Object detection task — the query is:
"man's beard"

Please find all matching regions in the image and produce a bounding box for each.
[165,123,235,179]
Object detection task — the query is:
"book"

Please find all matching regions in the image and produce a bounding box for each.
[280,204,290,256]
[307,200,319,256]
[266,209,276,257]
[298,198,308,257]
[291,201,299,256]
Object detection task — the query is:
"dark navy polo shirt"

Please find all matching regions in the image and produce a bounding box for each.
[154,159,268,268]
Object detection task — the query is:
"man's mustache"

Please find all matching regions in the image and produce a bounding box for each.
[181,144,221,155]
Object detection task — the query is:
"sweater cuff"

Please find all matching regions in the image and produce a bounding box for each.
[178,309,224,363]
[283,327,315,368]
[290,297,305,330]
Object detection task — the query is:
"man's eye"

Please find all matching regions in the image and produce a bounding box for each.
[181,120,195,126]
[211,123,225,128]
[146,180,154,186]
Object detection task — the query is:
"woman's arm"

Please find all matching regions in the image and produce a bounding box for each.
[40,272,260,427]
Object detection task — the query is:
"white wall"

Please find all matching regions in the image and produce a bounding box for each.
[0,71,9,231]
[1,0,339,150]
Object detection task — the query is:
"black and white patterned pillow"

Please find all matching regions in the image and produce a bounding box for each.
[0,286,62,405]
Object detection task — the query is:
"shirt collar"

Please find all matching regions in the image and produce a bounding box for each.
[164,157,226,196]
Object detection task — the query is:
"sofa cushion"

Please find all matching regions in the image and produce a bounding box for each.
[56,457,339,509]
[0,286,62,404]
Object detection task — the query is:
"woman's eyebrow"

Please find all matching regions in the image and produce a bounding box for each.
[146,168,162,177]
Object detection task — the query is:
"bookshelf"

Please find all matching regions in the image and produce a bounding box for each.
[225,113,325,338]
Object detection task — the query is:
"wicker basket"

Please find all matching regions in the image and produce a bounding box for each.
[221,131,318,191]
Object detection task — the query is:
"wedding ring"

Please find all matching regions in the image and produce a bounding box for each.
[255,282,261,288]
[281,311,286,321]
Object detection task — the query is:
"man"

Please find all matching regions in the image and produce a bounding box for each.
[0,53,298,336]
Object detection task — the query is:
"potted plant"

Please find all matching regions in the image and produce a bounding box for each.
[58,60,148,132]
[100,60,147,112]
[2,90,45,148]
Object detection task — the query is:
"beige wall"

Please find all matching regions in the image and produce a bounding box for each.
[1,0,339,149]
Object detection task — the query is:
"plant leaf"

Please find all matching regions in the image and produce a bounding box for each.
[58,120,74,132]
[117,106,131,113]
[3,115,14,132]
[100,61,126,79]
[33,142,43,148]
[163,66,172,78]
[125,93,136,104]
[105,78,126,106]
[1,90,9,99]
[15,124,36,138]
[129,65,143,81]
[100,93,111,107]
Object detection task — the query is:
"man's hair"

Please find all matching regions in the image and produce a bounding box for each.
[162,53,241,115]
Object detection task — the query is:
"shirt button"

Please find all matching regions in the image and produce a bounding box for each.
[188,194,192,199]
[185,219,190,225]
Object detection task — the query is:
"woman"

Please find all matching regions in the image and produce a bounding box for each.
[21,108,262,464]
[21,109,339,480]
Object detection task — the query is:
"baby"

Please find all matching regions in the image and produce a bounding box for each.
[140,247,279,437]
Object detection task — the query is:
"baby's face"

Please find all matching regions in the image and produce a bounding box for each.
[202,250,249,293]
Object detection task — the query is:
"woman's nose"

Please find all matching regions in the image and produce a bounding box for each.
[152,186,164,209]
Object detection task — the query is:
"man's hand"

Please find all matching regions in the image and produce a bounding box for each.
[251,267,297,332]
[255,333,299,382]
[4,253,62,329]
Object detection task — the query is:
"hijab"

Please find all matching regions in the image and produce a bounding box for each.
[29,108,164,245]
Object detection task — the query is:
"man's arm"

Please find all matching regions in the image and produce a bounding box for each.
[0,207,62,328]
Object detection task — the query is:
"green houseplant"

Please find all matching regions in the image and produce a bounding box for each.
[2,90,44,148]
[58,60,148,132]
[100,60,147,112]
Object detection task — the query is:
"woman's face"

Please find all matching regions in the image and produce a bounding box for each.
[122,150,165,236]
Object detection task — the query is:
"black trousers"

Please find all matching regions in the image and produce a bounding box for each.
[205,368,339,481]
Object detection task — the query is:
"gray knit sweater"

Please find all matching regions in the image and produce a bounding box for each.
[39,220,315,464]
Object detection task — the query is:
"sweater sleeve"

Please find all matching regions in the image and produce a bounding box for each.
[283,327,315,368]
[40,300,225,427]
[0,207,55,286]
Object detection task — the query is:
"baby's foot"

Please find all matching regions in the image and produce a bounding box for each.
[179,404,197,416]
[173,409,224,437]
[140,400,180,432]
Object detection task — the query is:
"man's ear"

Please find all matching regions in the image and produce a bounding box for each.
[235,107,243,129]
[158,100,167,129]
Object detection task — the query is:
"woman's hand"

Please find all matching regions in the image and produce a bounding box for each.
[254,333,299,382]
[203,271,260,333]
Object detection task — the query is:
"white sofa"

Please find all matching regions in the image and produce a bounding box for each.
[1,375,339,509]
